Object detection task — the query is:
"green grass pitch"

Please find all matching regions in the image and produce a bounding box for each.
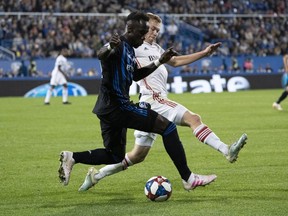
[0,89,287,216]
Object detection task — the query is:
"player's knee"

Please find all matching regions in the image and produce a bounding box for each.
[153,114,171,134]
[182,111,202,128]
[191,113,202,125]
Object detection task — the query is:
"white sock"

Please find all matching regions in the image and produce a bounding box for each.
[95,154,134,181]
[95,163,124,181]
[62,87,68,102]
[44,89,52,103]
[194,124,228,156]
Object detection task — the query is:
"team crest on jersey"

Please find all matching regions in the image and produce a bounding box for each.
[144,47,149,50]
[127,64,134,73]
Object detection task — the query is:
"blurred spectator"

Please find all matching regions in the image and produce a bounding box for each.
[28,59,38,77]
[166,19,178,46]
[243,58,254,73]
[0,0,287,76]
[18,60,28,77]
[265,63,273,73]
[180,65,193,75]
[201,58,212,74]
[76,68,83,76]
[231,57,240,73]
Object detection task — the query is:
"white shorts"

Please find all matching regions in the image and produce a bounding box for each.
[134,94,192,147]
[50,71,67,86]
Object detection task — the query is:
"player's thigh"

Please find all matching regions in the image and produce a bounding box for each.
[58,74,67,85]
[134,130,157,147]
[119,105,159,132]
[151,99,189,125]
[100,120,127,159]
[50,75,57,86]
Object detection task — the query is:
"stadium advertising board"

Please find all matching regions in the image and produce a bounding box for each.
[0,73,282,97]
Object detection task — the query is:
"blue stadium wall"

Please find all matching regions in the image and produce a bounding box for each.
[0,56,285,97]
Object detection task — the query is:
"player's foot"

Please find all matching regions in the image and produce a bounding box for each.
[63,101,72,105]
[44,102,50,105]
[78,167,99,191]
[182,174,217,191]
[58,151,75,186]
[272,102,283,111]
[226,133,248,163]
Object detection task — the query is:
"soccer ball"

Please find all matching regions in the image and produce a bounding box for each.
[144,176,172,202]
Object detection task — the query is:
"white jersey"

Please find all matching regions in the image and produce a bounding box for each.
[51,55,68,76]
[134,42,192,147]
[50,55,69,86]
[135,41,169,97]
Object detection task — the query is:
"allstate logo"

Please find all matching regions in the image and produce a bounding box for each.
[24,82,87,97]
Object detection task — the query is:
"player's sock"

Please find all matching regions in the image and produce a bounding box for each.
[276,91,288,104]
[44,89,52,103]
[122,153,134,169]
[194,124,228,156]
[62,87,68,102]
[95,154,133,181]
[162,122,191,182]
[72,149,118,165]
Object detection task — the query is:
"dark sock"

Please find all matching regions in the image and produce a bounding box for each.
[276,91,288,104]
[162,122,191,181]
[73,148,117,165]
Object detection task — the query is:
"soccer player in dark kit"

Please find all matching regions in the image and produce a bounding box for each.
[58,11,216,192]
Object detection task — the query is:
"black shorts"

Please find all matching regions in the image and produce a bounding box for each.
[97,103,158,160]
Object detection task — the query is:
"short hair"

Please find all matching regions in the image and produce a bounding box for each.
[146,12,162,23]
[126,11,149,23]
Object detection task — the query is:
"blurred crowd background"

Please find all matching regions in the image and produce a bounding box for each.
[0,0,287,77]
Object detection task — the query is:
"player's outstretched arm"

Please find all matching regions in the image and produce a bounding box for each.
[133,47,178,81]
[168,42,221,67]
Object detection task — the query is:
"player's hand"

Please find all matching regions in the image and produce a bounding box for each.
[159,47,178,64]
[109,33,121,49]
[204,42,222,56]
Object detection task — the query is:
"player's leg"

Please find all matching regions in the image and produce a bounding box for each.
[156,99,230,158]
[181,110,247,162]
[89,132,154,186]
[79,125,155,191]
[59,120,127,186]
[62,83,71,104]
[273,85,288,110]
[152,113,217,190]
[181,111,229,155]
[59,74,70,104]
[44,85,55,104]
[85,144,152,189]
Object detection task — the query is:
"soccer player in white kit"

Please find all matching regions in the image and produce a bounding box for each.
[44,48,71,105]
[74,13,248,191]
[272,54,288,110]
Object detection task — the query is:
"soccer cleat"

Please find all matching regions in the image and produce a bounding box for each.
[226,133,248,163]
[58,151,75,186]
[272,102,283,111]
[182,174,217,191]
[63,101,72,105]
[44,102,50,105]
[78,167,99,191]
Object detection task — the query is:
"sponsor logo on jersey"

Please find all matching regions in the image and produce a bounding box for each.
[148,55,158,61]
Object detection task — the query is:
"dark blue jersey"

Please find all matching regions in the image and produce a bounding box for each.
[93,36,137,115]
